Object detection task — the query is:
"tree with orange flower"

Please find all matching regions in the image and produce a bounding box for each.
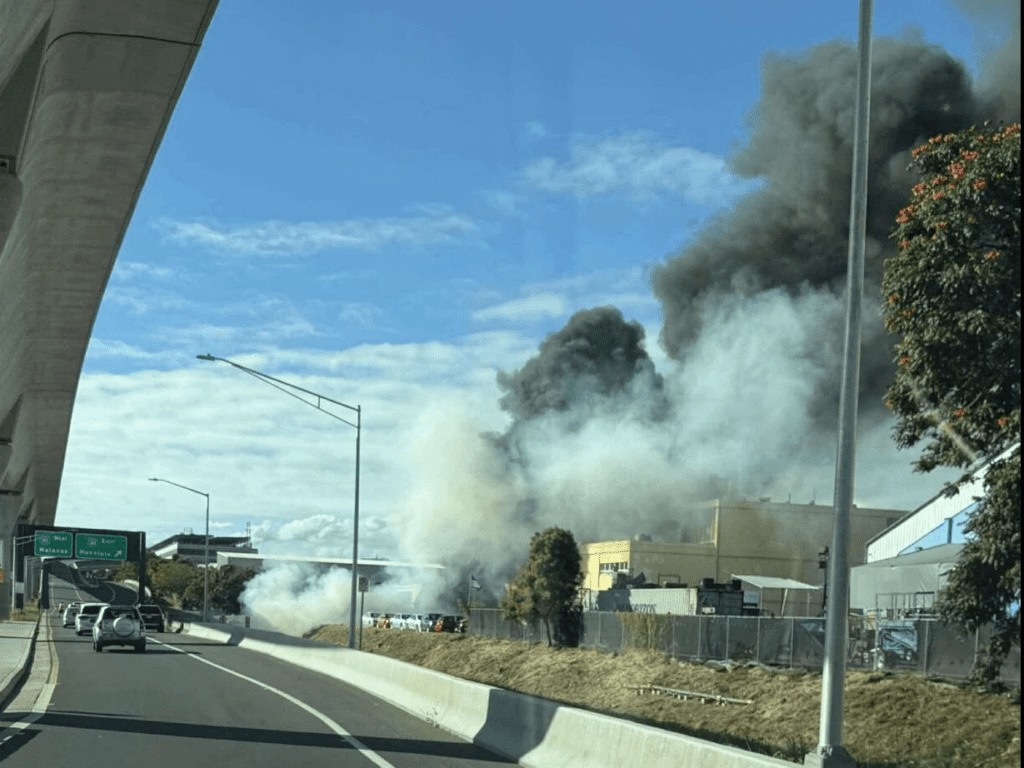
[883,123,1020,684]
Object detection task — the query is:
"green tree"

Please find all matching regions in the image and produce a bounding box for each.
[499,527,583,646]
[883,122,1021,684]
[149,557,203,608]
[208,565,258,614]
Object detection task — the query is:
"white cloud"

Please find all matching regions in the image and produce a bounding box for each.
[157,206,483,256]
[472,292,569,323]
[338,302,385,328]
[522,132,760,206]
[87,339,167,361]
[483,189,524,217]
[524,121,548,139]
[112,261,174,281]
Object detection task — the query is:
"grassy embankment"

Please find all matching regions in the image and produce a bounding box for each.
[308,623,1020,768]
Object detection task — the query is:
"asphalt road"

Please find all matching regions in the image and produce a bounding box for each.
[2,578,514,768]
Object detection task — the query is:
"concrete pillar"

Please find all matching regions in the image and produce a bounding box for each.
[0,492,22,619]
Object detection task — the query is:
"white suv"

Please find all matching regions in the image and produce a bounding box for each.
[75,602,108,636]
[92,605,146,653]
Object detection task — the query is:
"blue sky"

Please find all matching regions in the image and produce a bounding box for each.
[57,0,1011,581]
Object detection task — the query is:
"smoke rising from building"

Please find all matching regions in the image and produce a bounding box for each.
[241,15,1019,628]
[651,36,1016,424]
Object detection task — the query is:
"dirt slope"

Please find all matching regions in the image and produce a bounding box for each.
[308,625,1019,767]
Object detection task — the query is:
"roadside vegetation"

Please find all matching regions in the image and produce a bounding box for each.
[883,123,1021,683]
[9,600,41,623]
[113,557,256,613]
[310,624,1019,767]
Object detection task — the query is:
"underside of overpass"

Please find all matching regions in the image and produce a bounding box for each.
[0,0,219,617]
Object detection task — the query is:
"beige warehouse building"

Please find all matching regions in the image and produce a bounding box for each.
[581,498,906,616]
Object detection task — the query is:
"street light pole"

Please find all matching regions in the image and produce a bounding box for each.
[149,478,211,622]
[197,354,363,650]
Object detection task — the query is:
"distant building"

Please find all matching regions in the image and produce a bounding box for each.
[149,533,257,566]
[852,443,1019,617]
[581,497,906,616]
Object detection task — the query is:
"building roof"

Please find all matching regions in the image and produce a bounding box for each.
[733,574,821,591]
[149,533,251,550]
[857,543,964,569]
[220,552,445,570]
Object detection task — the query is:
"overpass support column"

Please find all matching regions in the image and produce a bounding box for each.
[0,492,22,619]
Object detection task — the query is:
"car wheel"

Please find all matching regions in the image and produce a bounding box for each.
[135,642,146,653]
[95,641,103,653]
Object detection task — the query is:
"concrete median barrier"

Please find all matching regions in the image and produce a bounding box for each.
[184,623,791,768]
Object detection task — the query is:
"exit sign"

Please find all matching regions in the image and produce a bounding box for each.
[75,533,128,561]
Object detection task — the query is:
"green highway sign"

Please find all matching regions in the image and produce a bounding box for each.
[75,533,128,561]
[34,530,73,557]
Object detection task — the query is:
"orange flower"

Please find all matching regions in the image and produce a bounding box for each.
[932,176,947,186]
[954,408,965,418]
[985,251,999,260]
[949,162,965,179]
[973,179,987,190]
[896,206,915,224]
[933,191,946,200]
[1004,124,1020,135]
[888,294,900,304]
[960,150,979,161]
[935,221,947,229]
[997,417,1009,427]
[899,356,911,366]
[899,240,911,249]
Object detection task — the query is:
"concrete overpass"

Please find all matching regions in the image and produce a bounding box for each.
[0,0,219,617]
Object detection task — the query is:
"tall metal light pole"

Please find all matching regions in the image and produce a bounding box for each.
[807,1,873,766]
[149,478,211,622]
[197,354,363,649]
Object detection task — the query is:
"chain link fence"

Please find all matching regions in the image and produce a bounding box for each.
[469,609,1020,685]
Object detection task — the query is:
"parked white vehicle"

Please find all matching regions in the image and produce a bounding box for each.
[63,603,81,628]
[362,612,381,628]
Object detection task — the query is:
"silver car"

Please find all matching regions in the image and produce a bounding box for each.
[63,603,81,628]
[93,605,146,653]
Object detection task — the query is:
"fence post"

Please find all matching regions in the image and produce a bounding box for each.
[922,620,929,676]
[671,615,675,660]
[696,615,702,661]
[790,618,795,668]
[726,616,731,661]
[597,611,601,651]
[756,615,761,665]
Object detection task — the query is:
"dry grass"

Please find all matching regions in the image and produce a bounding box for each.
[9,601,41,623]
[309,625,1020,767]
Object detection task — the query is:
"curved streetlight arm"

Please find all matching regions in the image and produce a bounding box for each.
[149,477,208,500]
[197,355,358,429]
[149,477,211,623]
[196,353,363,650]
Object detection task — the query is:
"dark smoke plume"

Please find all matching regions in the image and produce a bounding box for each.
[496,306,669,425]
[652,34,1019,423]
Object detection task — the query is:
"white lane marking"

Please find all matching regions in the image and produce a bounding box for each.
[154,638,397,768]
